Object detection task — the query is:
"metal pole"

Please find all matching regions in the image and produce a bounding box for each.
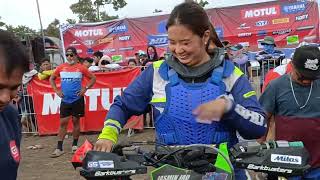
[36,0,46,51]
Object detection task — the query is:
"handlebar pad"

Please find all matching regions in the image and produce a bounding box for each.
[80,151,147,179]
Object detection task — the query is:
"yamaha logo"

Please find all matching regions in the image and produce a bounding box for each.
[271,154,302,165]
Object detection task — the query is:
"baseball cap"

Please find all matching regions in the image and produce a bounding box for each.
[66,46,77,55]
[292,45,320,79]
[138,50,147,57]
[229,44,243,51]
[261,36,276,47]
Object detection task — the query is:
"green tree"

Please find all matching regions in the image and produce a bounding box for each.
[100,12,118,21]
[70,0,126,23]
[185,0,209,7]
[66,18,77,24]
[198,0,209,7]
[70,0,97,22]
[44,19,60,38]
[0,16,5,27]
[5,25,37,38]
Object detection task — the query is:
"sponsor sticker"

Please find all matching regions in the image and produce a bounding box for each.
[272,29,292,35]
[118,35,131,41]
[296,25,314,31]
[97,37,113,45]
[271,154,302,165]
[303,35,316,41]
[287,35,299,45]
[237,23,250,29]
[119,47,134,51]
[98,160,114,168]
[255,20,268,27]
[148,35,168,46]
[238,33,252,37]
[112,55,123,62]
[241,6,280,19]
[247,164,293,173]
[88,161,99,168]
[272,18,289,24]
[84,40,95,46]
[74,29,104,37]
[102,48,116,53]
[108,23,128,34]
[70,40,81,46]
[257,30,267,36]
[282,2,306,14]
[295,14,308,21]
[87,48,93,54]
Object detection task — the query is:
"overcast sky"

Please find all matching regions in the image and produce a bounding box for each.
[0,0,278,30]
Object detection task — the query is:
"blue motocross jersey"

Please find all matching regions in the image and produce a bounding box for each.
[106,61,266,140]
[0,105,21,180]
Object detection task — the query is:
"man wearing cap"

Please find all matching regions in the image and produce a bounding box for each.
[256,36,285,74]
[259,45,320,179]
[49,47,96,157]
[229,44,250,76]
[138,50,149,71]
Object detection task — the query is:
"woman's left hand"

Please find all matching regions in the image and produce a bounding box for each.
[192,98,228,122]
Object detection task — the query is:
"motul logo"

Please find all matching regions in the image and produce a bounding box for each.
[242,6,279,19]
[74,29,103,37]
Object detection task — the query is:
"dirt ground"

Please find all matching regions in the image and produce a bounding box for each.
[18,129,155,180]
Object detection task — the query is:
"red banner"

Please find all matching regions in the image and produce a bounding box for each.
[209,0,319,50]
[61,0,319,58]
[27,68,141,135]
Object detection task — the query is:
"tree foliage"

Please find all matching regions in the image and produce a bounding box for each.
[70,0,126,23]
[66,18,77,24]
[0,16,5,27]
[5,25,37,38]
[185,0,209,7]
[44,19,60,38]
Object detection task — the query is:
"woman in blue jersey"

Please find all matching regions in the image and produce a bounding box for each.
[95,2,266,178]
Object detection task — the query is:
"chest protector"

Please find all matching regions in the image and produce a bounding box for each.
[152,61,237,145]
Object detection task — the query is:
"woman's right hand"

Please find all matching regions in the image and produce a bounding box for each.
[94,139,114,152]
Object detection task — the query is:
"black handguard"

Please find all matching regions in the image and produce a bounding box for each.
[181,147,216,174]
[229,141,311,177]
[79,151,147,180]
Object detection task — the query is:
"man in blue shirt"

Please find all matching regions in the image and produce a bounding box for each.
[0,30,30,179]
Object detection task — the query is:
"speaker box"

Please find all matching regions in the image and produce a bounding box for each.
[31,37,45,64]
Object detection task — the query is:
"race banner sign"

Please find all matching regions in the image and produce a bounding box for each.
[27,68,141,135]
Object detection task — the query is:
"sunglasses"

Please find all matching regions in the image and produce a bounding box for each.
[66,53,74,57]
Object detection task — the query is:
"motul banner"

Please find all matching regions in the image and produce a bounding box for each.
[209,0,319,50]
[61,0,319,58]
[27,68,141,135]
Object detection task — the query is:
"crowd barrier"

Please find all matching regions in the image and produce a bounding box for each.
[17,60,290,135]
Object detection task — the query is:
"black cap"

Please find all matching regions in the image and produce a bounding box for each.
[292,45,320,79]
[66,46,77,55]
